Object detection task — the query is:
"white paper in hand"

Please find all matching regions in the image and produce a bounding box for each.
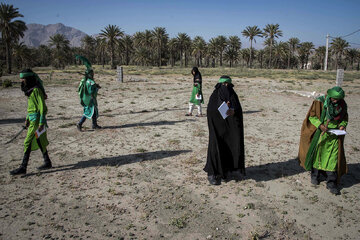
[35,127,46,139]
[327,129,347,135]
[218,101,229,119]
[195,94,202,100]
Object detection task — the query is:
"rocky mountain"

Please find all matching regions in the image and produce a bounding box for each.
[20,23,88,47]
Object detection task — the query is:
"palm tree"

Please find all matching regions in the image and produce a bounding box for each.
[207,38,218,67]
[214,35,228,66]
[100,24,124,69]
[272,41,288,69]
[345,48,359,70]
[133,30,154,65]
[95,37,107,67]
[263,24,283,68]
[48,34,70,68]
[152,27,168,67]
[12,42,31,69]
[176,33,191,67]
[81,35,96,63]
[314,46,326,70]
[287,37,300,69]
[0,3,27,73]
[242,26,262,67]
[241,48,251,67]
[331,37,349,69]
[192,36,207,67]
[298,42,314,69]
[134,47,151,66]
[224,48,239,68]
[122,35,133,65]
[228,36,241,51]
[168,38,178,67]
[35,45,52,67]
[257,49,265,68]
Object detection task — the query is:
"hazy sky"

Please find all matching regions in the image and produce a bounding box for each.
[6,0,360,48]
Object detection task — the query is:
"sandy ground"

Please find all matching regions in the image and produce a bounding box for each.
[0,72,360,240]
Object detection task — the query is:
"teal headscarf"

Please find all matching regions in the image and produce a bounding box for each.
[219,76,232,84]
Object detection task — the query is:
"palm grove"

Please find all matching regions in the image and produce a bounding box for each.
[1,3,359,75]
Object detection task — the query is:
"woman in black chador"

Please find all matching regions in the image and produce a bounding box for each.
[204,76,245,185]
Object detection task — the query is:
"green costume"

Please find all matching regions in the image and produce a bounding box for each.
[78,77,99,119]
[308,109,347,171]
[189,84,204,105]
[10,70,52,175]
[305,87,347,172]
[298,86,348,192]
[76,55,99,119]
[24,87,49,153]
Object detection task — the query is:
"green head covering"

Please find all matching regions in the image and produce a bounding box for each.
[19,70,46,97]
[20,72,36,79]
[327,86,345,99]
[219,75,232,84]
[76,55,93,78]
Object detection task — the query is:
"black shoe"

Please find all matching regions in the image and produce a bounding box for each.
[76,123,82,132]
[327,185,340,195]
[311,178,319,185]
[185,113,192,116]
[37,162,52,170]
[208,175,221,185]
[92,125,102,130]
[10,166,27,175]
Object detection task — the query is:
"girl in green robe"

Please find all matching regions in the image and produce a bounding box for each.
[186,67,204,117]
[10,69,52,175]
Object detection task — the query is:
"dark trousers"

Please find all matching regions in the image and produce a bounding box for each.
[79,115,97,127]
[311,168,337,189]
[21,136,49,168]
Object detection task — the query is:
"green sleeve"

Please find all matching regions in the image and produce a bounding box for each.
[34,89,47,125]
[309,116,322,128]
[339,120,348,128]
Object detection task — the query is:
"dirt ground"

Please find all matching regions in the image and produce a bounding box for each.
[0,72,360,240]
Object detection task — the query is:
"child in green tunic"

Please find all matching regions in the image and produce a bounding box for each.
[75,55,101,131]
[10,69,52,175]
[186,67,204,117]
[307,87,348,195]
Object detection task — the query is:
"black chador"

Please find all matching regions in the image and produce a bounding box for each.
[204,76,245,185]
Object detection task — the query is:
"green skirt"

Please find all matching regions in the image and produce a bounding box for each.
[189,86,204,105]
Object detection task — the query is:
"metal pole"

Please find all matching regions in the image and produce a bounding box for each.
[324,34,329,71]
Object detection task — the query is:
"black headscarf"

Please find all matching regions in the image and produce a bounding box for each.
[192,67,202,85]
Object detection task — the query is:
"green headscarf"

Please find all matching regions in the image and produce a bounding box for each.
[75,55,93,79]
[219,76,232,84]
[19,71,46,97]
[327,86,345,100]
[317,87,346,121]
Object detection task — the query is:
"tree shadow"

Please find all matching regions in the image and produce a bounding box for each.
[22,150,192,177]
[1,109,262,126]
[102,119,195,129]
[0,118,26,125]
